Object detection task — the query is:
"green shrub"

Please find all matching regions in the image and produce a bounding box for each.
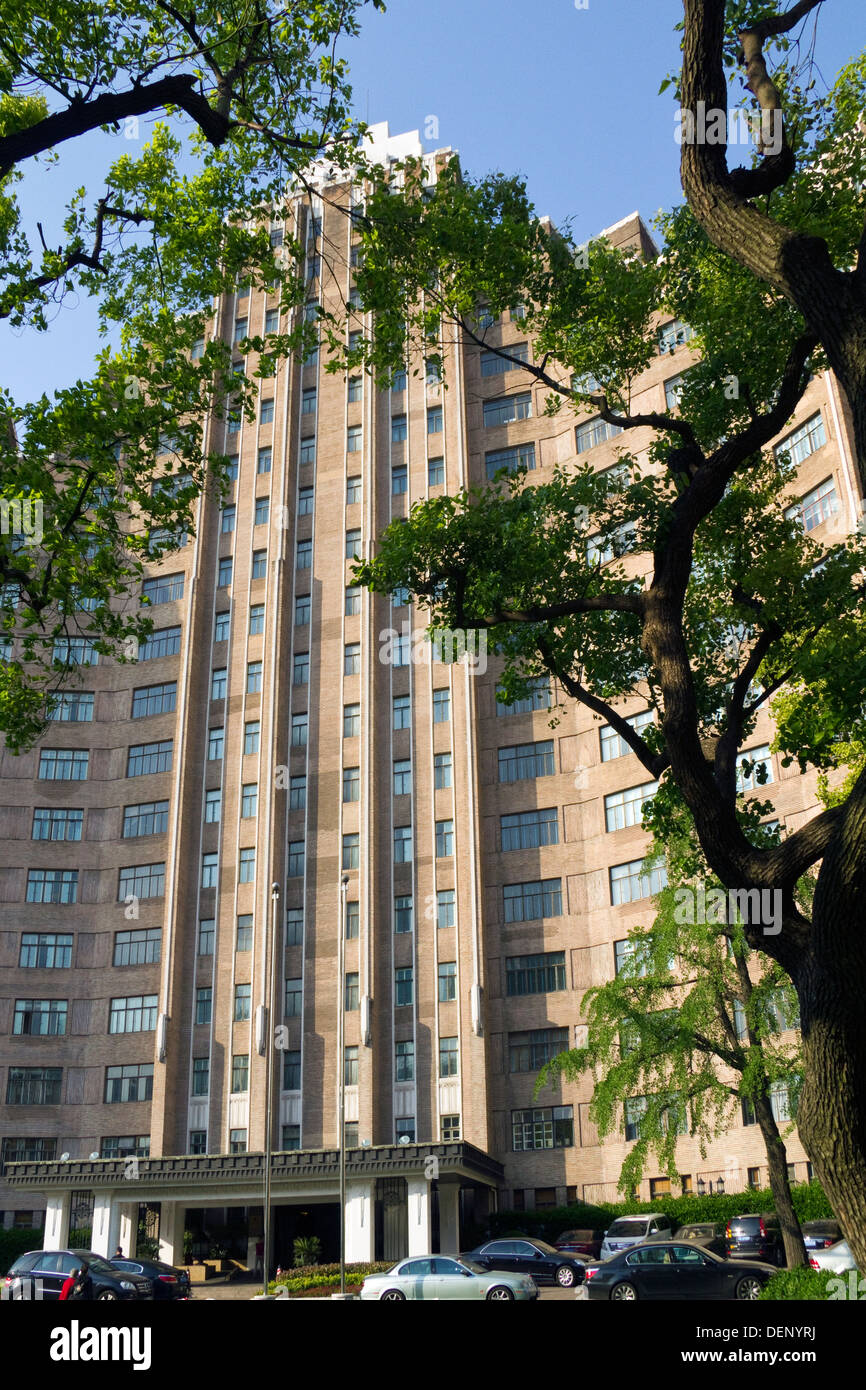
[269,1261,391,1295]
[0,1228,42,1275]
[68,1228,93,1247]
[759,1268,847,1300]
[292,1235,321,1268]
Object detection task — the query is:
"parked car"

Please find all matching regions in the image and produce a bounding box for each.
[583,1240,775,1301]
[802,1220,842,1252]
[674,1222,728,1257]
[725,1213,783,1266]
[461,1237,585,1288]
[554,1228,606,1260]
[599,1213,674,1262]
[110,1256,190,1300]
[809,1239,855,1273]
[2,1249,153,1301]
[359,1255,538,1301]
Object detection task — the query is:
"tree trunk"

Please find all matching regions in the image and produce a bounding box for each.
[752,1091,806,1268]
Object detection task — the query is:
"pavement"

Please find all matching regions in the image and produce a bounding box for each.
[194,1280,577,1301]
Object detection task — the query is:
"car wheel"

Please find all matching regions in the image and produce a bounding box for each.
[379,1289,405,1301]
[735,1276,763,1301]
[97,1290,119,1301]
[486,1285,514,1301]
[611,1281,638,1301]
[555,1265,576,1288]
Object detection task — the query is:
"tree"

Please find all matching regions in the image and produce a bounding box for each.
[334,28,866,1265]
[0,0,382,750]
[540,799,809,1268]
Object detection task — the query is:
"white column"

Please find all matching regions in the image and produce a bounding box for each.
[117,1203,138,1258]
[438,1183,461,1256]
[406,1176,432,1256]
[345,1180,375,1263]
[91,1192,125,1258]
[158,1201,186,1266]
[44,1192,71,1250]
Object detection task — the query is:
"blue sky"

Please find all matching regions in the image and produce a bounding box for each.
[2,0,858,405]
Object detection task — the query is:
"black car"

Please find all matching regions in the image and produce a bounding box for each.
[584,1240,775,1301]
[461,1238,585,1288]
[111,1256,191,1300]
[674,1222,729,1258]
[725,1213,783,1265]
[801,1220,842,1251]
[2,1248,153,1301]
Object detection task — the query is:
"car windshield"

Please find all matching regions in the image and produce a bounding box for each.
[608,1220,649,1237]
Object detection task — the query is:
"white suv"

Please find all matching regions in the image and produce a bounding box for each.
[599,1213,673,1262]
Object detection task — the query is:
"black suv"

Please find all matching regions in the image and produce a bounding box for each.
[2,1249,153,1301]
[725,1214,783,1265]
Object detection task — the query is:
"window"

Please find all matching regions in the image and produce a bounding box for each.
[221,504,236,533]
[395,966,414,1007]
[53,636,98,666]
[19,934,73,969]
[241,783,258,818]
[255,496,270,527]
[258,396,275,425]
[241,720,260,756]
[428,457,445,486]
[252,550,267,579]
[434,752,452,789]
[346,475,362,504]
[345,900,359,939]
[296,538,312,571]
[206,790,223,826]
[294,593,311,627]
[396,1118,415,1143]
[127,739,172,777]
[345,972,359,1010]
[142,573,184,606]
[289,775,306,810]
[347,425,362,453]
[227,410,241,436]
[610,859,668,905]
[343,766,360,802]
[657,319,694,355]
[214,611,230,643]
[132,683,177,719]
[109,995,158,1033]
[1,1137,57,1162]
[191,336,205,360]
[435,819,454,857]
[296,487,314,519]
[393,759,411,796]
[282,1050,301,1090]
[624,1097,647,1141]
[664,374,685,411]
[600,709,655,760]
[393,632,410,667]
[395,1040,414,1082]
[604,781,659,832]
[481,342,528,376]
[26,869,78,904]
[439,1036,459,1077]
[345,585,362,616]
[483,392,531,428]
[291,713,307,747]
[113,928,161,966]
[247,604,265,636]
[736,745,774,792]
[191,1058,209,1097]
[495,677,550,715]
[391,368,407,392]
[6,1067,63,1106]
[231,1055,249,1093]
[342,833,359,869]
[248,659,264,692]
[201,852,218,889]
[100,1135,150,1159]
[391,414,408,443]
[394,825,412,864]
[441,1115,460,1141]
[509,1027,570,1072]
[239,847,255,882]
[506,950,566,995]
[437,889,455,928]
[32,808,83,842]
[427,406,443,434]
[233,983,251,1021]
[512,1106,574,1150]
[347,376,362,403]
[13,999,67,1035]
[117,863,165,902]
[393,694,411,730]
[299,387,316,419]
[785,477,839,532]
[211,668,227,700]
[281,1124,301,1151]
[104,1064,153,1104]
[575,417,623,453]
[501,807,558,850]
[391,464,408,495]
[225,454,239,480]
[288,841,304,877]
[195,987,212,1025]
[234,317,248,345]
[775,412,826,470]
[286,909,303,946]
[485,442,536,480]
[498,740,555,782]
[229,1130,247,1153]
[344,643,360,675]
[208,727,224,760]
[345,528,361,558]
[394,894,413,934]
[123,801,169,838]
[48,691,95,721]
[432,688,450,723]
[198,920,215,955]
[438,962,457,1002]
[300,439,316,466]
[343,703,360,738]
[38,748,89,781]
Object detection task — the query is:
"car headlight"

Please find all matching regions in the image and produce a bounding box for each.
[119,1280,136,1291]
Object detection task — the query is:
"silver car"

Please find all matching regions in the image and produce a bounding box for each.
[600,1213,673,1262]
[360,1254,538,1301]
[809,1239,856,1273]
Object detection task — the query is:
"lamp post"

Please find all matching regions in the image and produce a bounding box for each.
[262,881,280,1299]
[338,874,349,1298]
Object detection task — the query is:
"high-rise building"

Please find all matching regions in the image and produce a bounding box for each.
[0,125,856,1263]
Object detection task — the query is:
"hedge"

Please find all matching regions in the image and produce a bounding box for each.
[0,1228,43,1276]
[759,1268,855,1300]
[269,1261,391,1295]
